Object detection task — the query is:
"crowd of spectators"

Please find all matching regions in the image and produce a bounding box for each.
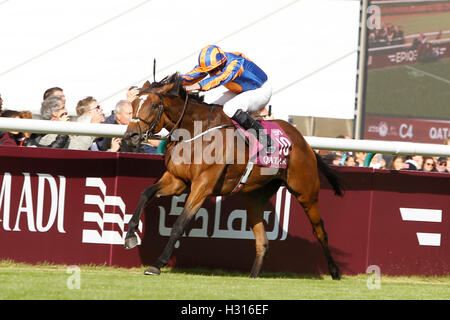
[1,91,449,170]
[368,24,405,48]
[320,136,450,174]
[0,87,165,154]
[368,23,444,63]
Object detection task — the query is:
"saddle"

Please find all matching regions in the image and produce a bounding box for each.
[230,119,292,193]
[232,120,292,169]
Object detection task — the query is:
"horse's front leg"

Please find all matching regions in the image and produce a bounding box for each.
[144,179,213,275]
[124,171,187,249]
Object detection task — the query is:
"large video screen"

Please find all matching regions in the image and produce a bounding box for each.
[363,0,450,143]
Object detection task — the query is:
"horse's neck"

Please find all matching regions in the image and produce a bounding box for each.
[167,99,230,133]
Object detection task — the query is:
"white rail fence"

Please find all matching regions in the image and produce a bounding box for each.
[1,118,450,157]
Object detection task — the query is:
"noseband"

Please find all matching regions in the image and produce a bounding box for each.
[130,88,189,142]
[129,89,165,141]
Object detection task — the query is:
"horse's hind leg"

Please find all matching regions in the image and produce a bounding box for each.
[125,171,187,249]
[245,198,268,278]
[286,145,340,279]
[301,199,340,280]
[243,180,282,278]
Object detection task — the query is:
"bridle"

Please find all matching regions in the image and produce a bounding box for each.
[130,88,189,142]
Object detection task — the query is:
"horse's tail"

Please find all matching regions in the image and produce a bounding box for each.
[314,151,344,197]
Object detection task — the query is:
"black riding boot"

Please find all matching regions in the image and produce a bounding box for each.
[231,109,274,153]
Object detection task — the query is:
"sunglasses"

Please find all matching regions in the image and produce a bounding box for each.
[425,162,434,166]
[438,162,447,166]
[90,105,101,111]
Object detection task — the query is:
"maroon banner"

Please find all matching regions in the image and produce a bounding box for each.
[364,115,450,144]
[367,41,450,70]
[0,146,449,276]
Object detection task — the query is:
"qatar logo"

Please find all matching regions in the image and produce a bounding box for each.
[378,121,389,137]
[81,177,142,245]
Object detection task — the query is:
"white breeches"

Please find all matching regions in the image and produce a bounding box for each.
[202,80,272,117]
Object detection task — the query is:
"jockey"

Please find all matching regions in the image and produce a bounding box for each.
[181,45,274,151]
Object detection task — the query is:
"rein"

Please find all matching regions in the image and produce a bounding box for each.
[131,85,231,145]
[167,92,189,141]
[131,88,189,142]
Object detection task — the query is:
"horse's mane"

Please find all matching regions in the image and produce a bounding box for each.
[149,72,205,104]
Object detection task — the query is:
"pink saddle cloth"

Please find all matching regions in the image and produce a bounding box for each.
[232,120,292,169]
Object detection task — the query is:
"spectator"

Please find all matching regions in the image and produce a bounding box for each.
[91,100,132,152]
[339,151,350,166]
[354,151,367,167]
[376,27,387,47]
[16,110,37,146]
[323,152,341,166]
[422,157,436,172]
[369,25,404,48]
[43,87,66,107]
[19,110,33,119]
[368,32,377,47]
[0,110,22,145]
[127,87,139,102]
[0,93,3,114]
[392,26,404,45]
[335,136,352,166]
[388,155,405,171]
[75,96,105,120]
[92,100,160,153]
[444,139,450,173]
[26,96,70,148]
[141,138,161,154]
[67,96,106,150]
[344,155,357,167]
[0,109,36,147]
[404,155,423,170]
[369,153,386,169]
[0,130,17,147]
[435,157,448,173]
[386,25,395,46]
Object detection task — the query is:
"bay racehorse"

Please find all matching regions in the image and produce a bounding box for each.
[123,73,344,279]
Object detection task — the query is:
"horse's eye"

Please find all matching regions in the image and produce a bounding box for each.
[152,103,159,109]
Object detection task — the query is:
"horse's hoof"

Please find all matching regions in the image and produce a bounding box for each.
[144,266,161,276]
[124,236,138,250]
[331,269,341,280]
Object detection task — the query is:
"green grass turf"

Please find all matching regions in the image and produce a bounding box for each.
[365,58,450,119]
[0,261,449,300]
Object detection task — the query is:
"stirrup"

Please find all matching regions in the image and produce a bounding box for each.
[232,109,275,153]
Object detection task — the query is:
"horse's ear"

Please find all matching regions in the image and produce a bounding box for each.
[141,80,151,91]
[159,74,182,96]
[154,83,175,95]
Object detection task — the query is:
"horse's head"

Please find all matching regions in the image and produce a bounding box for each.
[123,74,184,150]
